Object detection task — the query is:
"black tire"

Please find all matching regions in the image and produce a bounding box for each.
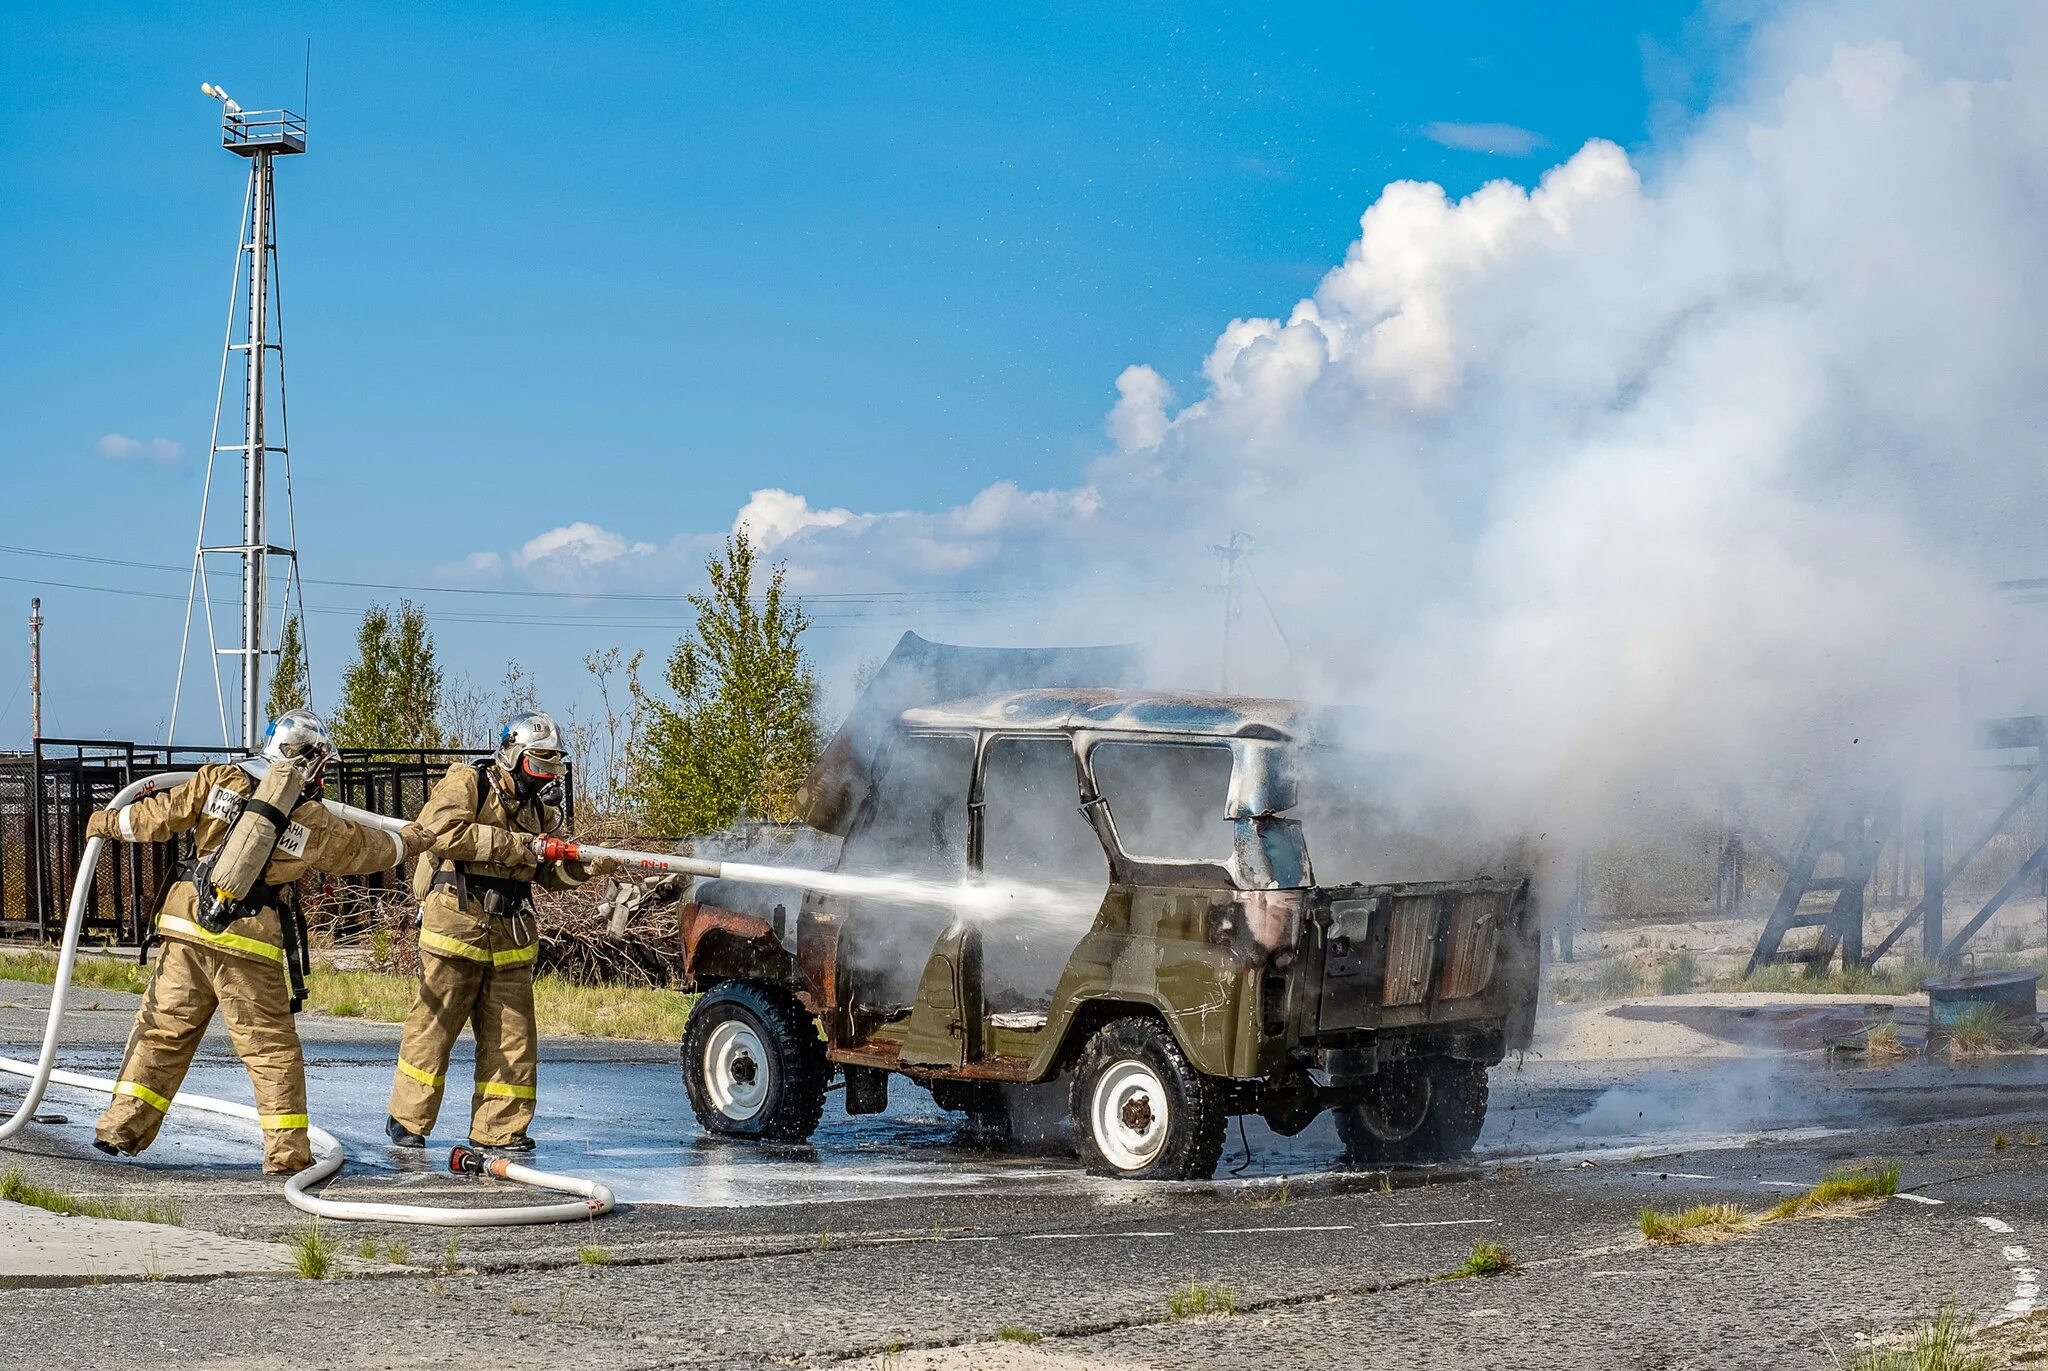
[1334,1057,1489,1165]
[1069,1017,1227,1181]
[681,981,828,1143]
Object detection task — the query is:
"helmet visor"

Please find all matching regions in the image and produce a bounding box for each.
[520,748,566,780]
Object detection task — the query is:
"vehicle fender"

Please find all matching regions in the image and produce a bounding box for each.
[679,902,795,992]
[1027,935,1267,1081]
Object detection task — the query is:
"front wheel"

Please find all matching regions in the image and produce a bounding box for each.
[1334,1057,1489,1165]
[1069,1017,1226,1180]
[681,982,828,1142]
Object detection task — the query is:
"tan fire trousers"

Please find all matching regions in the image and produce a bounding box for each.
[97,939,312,1173]
[387,951,538,1145]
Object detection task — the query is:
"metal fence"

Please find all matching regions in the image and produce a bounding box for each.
[0,740,513,947]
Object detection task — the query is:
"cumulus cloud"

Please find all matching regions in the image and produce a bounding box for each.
[1420,121,1549,156]
[734,489,865,551]
[514,521,655,569]
[96,433,183,461]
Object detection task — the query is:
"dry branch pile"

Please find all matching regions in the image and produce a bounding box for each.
[304,875,691,988]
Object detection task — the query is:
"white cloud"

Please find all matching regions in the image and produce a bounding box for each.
[1420,121,1549,156]
[514,521,655,569]
[1106,365,1174,452]
[96,433,183,461]
[733,489,864,551]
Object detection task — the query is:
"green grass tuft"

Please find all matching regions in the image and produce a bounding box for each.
[0,1165,182,1225]
[1167,1282,1242,1318]
[1658,949,1702,996]
[1639,1203,1753,1244]
[1765,1163,1898,1221]
[0,950,150,995]
[576,1244,613,1266]
[997,1327,1043,1344]
[1850,1304,1988,1371]
[1451,1240,1520,1278]
[289,1224,335,1280]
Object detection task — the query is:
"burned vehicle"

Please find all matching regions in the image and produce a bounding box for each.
[677,640,1537,1181]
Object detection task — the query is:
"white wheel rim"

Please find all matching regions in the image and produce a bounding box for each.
[1090,1058,1170,1171]
[703,1019,771,1122]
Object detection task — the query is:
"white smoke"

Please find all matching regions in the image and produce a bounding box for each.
[482,2,2048,848]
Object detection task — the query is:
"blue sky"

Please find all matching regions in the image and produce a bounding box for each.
[0,2,1741,745]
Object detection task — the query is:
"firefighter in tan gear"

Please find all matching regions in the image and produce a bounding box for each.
[385,711,612,1151]
[88,710,431,1174]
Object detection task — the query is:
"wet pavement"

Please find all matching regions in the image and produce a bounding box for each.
[8,981,2048,1368]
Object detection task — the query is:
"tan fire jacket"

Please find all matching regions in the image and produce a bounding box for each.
[410,762,595,968]
[88,762,420,969]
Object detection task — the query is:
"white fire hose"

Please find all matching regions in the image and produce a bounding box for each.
[0,771,612,1226]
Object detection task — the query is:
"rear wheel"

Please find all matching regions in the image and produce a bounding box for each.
[1069,1017,1226,1180]
[1334,1057,1489,1165]
[681,981,828,1142]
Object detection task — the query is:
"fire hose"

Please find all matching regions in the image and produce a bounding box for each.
[0,772,613,1226]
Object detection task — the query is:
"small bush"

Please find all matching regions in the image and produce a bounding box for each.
[1593,958,1644,1001]
[290,1224,335,1280]
[576,1244,613,1266]
[1167,1282,1242,1318]
[1946,1004,2028,1060]
[1658,950,1703,996]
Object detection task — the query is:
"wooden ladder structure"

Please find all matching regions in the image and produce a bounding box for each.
[1744,794,1896,976]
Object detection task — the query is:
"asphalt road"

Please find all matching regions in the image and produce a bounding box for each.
[2,980,2044,1369]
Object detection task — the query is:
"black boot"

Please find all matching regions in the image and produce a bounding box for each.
[91,1138,123,1158]
[385,1114,427,1148]
[467,1133,536,1153]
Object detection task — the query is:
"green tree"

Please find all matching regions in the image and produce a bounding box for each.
[633,533,820,834]
[265,615,309,720]
[331,600,445,750]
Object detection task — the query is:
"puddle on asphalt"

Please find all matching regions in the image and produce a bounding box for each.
[15,1048,2045,1209]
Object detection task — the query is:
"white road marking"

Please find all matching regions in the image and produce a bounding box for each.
[2008,1246,2031,1263]
[1631,1171,1716,1180]
[1894,1193,1944,1206]
[1978,1217,2017,1234]
[1759,1181,1809,1190]
[1201,1225,1355,1235]
[1018,1231,1174,1241]
[1378,1218,1499,1229]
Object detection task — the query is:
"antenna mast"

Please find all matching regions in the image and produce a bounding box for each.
[171,86,311,751]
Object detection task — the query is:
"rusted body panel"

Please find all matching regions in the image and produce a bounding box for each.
[677,902,794,993]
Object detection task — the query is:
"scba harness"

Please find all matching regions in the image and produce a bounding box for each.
[181,760,316,1010]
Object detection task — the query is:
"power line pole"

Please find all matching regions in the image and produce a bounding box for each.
[1207,533,1251,693]
[28,597,42,741]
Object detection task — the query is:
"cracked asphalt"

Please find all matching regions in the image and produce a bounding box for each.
[3,980,2046,1369]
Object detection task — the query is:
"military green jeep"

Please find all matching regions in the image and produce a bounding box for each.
[677,640,1537,1181]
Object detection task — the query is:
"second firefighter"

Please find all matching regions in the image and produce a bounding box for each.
[385,711,611,1151]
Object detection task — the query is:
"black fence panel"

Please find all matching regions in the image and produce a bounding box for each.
[0,739,525,947]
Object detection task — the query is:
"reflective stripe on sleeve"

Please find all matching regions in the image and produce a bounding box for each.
[491,944,538,969]
[396,1058,445,1089]
[386,828,405,867]
[478,1081,537,1100]
[419,928,492,963]
[259,1113,310,1130]
[118,807,136,842]
[114,1079,172,1113]
[155,914,286,965]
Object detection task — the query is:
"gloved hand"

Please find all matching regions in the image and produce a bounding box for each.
[85,810,122,842]
[399,823,435,858]
[584,854,622,878]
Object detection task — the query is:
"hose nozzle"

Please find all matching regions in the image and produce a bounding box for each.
[449,1145,484,1176]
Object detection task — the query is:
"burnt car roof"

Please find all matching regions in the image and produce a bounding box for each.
[901,687,1308,741]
